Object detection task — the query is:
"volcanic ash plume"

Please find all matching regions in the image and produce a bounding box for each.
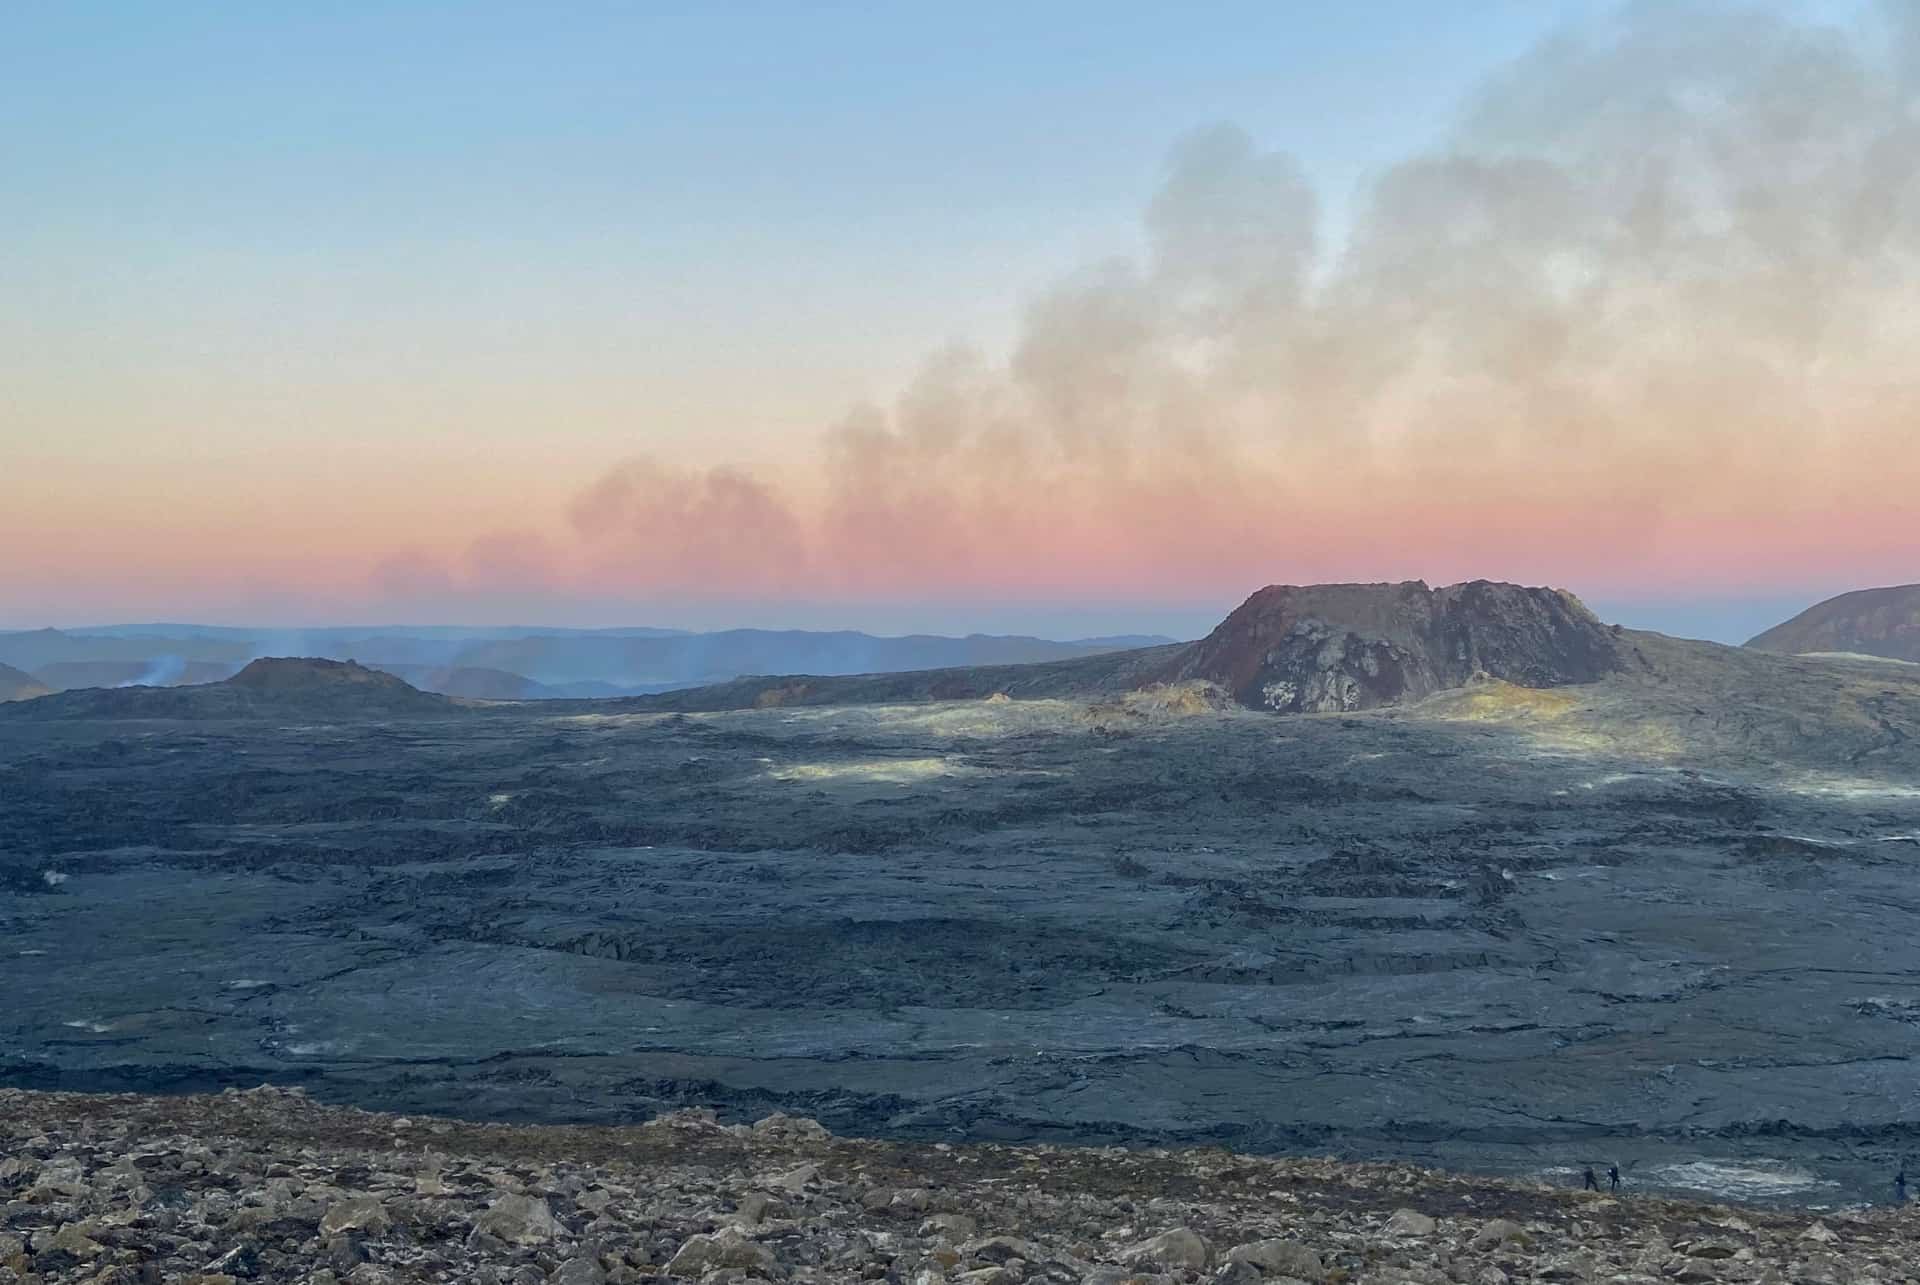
[572,3,1920,602]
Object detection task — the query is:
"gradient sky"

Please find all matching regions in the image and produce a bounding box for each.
[3,0,1907,641]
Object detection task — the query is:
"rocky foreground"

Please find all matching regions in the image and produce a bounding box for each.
[1,1090,1914,1285]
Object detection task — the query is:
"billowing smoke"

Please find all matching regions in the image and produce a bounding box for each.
[572,2,1920,601]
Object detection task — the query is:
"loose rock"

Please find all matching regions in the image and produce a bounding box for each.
[665,1227,776,1277]
[473,1193,561,1246]
[1227,1239,1325,1281]
[1121,1227,1214,1272]
[1385,1210,1437,1238]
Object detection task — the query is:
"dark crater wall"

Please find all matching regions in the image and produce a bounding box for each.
[1747,583,1920,662]
[1157,579,1625,712]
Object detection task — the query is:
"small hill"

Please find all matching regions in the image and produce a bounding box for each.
[1153,579,1624,711]
[219,658,458,715]
[1747,584,1920,662]
[0,657,457,721]
[0,661,50,702]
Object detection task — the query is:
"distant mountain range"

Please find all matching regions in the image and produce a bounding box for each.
[10,581,1627,719]
[0,624,1178,700]
[16,584,1920,708]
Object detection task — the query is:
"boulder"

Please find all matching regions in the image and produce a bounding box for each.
[321,1196,391,1237]
[1790,1254,1849,1285]
[1226,1239,1325,1281]
[764,1163,818,1193]
[37,1223,104,1260]
[1471,1220,1529,1251]
[730,1192,773,1226]
[473,1194,560,1246]
[749,1113,829,1141]
[552,1257,609,1285]
[965,1236,1047,1266]
[1083,1270,1163,1285]
[1121,1227,1214,1272]
[204,1243,263,1277]
[1685,1241,1738,1260]
[1384,1209,1436,1238]
[920,1213,979,1241]
[665,1227,776,1277]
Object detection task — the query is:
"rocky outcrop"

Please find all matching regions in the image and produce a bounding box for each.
[1154,580,1624,712]
[1747,583,1920,662]
[0,1087,1914,1285]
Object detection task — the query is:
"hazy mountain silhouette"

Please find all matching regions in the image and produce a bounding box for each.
[0,662,49,702]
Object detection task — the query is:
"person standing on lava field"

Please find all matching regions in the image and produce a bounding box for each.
[1583,1167,1599,1192]
[1609,1165,1620,1194]
[1897,1169,1908,1203]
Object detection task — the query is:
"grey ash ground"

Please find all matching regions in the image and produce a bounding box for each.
[5,1085,1920,1285]
[4,618,1920,1208]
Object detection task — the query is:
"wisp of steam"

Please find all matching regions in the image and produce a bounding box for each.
[116,654,186,688]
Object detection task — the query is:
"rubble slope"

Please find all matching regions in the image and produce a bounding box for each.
[0,1087,1910,1285]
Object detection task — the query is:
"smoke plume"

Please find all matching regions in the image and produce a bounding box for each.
[117,654,186,688]
[570,2,1920,602]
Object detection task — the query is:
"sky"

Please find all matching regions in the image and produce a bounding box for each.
[3,0,1912,642]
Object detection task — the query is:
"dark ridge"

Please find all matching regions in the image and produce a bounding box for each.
[0,657,457,721]
[575,643,1189,713]
[1746,583,1920,662]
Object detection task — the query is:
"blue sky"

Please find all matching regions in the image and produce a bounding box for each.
[8,2,1641,386]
